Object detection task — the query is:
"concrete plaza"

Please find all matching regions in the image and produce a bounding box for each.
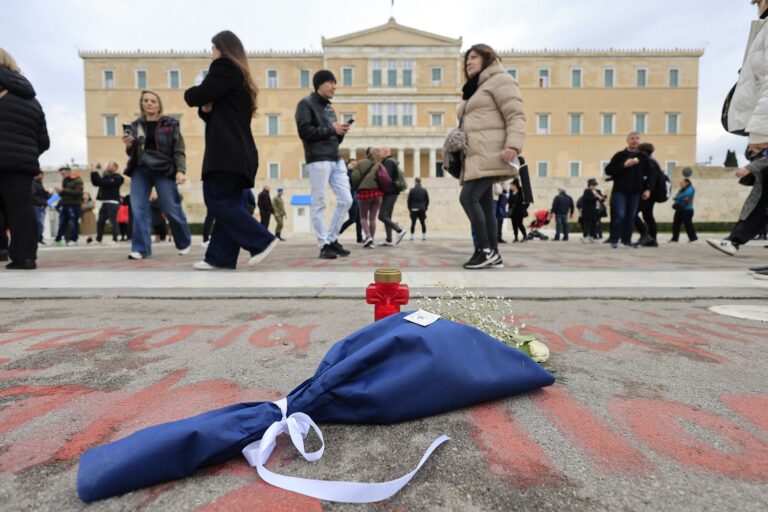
[0,233,767,511]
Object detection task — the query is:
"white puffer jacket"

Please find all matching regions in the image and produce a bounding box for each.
[729,17,768,144]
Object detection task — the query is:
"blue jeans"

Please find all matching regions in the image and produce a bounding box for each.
[55,204,81,242]
[609,191,641,245]
[554,214,569,240]
[307,159,352,247]
[130,166,191,256]
[203,173,275,268]
[36,207,46,241]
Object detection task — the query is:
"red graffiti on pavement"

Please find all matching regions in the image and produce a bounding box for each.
[249,324,316,351]
[721,392,768,430]
[27,327,139,352]
[128,325,226,351]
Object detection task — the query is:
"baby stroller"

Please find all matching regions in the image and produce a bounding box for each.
[526,209,551,241]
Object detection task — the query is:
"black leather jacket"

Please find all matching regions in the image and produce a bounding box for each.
[295,92,344,164]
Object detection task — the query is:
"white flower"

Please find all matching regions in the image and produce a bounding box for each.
[527,340,550,363]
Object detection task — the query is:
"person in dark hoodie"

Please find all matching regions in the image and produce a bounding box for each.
[90,161,124,244]
[0,48,49,269]
[54,166,83,246]
[407,177,430,241]
[580,178,606,242]
[31,171,51,244]
[550,187,575,241]
[185,30,277,270]
[295,70,353,260]
[633,143,662,247]
[605,132,651,248]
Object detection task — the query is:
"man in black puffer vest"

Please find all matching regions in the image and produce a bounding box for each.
[91,161,124,244]
[605,132,651,248]
[0,50,50,269]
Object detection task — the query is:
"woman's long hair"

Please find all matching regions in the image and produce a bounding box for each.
[212,30,258,116]
[463,43,501,80]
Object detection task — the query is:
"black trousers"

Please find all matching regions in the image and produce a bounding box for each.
[728,193,768,246]
[582,216,599,238]
[202,211,216,242]
[410,210,426,234]
[0,172,37,262]
[460,177,497,250]
[671,210,697,241]
[511,214,527,240]
[260,210,271,229]
[378,194,401,242]
[634,199,657,241]
[96,203,119,242]
[339,196,363,242]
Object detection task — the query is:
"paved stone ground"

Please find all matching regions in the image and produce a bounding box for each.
[0,234,767,511]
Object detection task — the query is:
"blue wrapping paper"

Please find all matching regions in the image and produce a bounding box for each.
[78,312,555,502]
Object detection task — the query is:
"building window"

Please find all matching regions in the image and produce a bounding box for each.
[666,113,679,134]
[669,68,679,88]
[538,68,550,88]
[136,70,147,90]
[301,163,309,179]
[195,69,208,86]
[342,67,353,87]
[372,103,383,126]
[103,115,117,136]
[300,69,310,89]
[507,68,518,80]
[430,112,444,127]
[604,68,615,88]
[602,113,615,135]
[569,161,582,178]
[268,163,280,179]
[387,103,398,126]
[601,161,610,176]
[372,60,382,87]
[341,112,355,124]
[403,60,413,86]
[636,68,647,88]
[103,69,115,89]
[431,67,443,86]
[634,113,647,134]
[536,114,550,135]
[267,70,278,89]
[665,161,677,174]
[267,115,279,136]
[167,70,180,89]
[569,114,582,135]
[537,161,549,178]
[402,103,413,126]
[571,68,582,88]
[387,60,397,87]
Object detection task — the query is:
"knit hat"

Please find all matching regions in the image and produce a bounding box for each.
[313,70,336,90]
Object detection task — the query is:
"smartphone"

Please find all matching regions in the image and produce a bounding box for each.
[346,119,355,125]
[122,124,133,137]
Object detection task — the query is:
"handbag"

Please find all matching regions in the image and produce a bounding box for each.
[721,81,748,136]
[140,150,175,175]
[442,113,468,179]
[375,164,396,194]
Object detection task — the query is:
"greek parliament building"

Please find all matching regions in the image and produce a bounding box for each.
[79,19,705,229]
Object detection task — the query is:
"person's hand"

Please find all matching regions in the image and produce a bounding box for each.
[122,133,135,148]
[54,186,62,193]
[175,172,186,185]
[333,121,350,136]
[747,143,768,153]
[642,190,651,201]
[735,167,751,178]
[502,148,519,163]
[624,157,640,168]
[201,102,213,113]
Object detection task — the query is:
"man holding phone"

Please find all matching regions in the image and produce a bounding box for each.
[295,70,353,259]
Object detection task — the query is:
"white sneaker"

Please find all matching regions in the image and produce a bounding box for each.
[380,240,394,247]
[248,238,278,267]
[706,239,737,256]
[395,229,407,245]
[128,251,144,260]
[178,246,191,256]
[193,261,218,270]
[66,241,78,247]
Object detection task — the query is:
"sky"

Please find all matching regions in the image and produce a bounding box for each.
[2,0,759,167]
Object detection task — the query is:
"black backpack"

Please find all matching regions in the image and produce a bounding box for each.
[653,172,671,203]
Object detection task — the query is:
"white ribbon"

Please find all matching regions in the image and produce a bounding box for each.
[241,398,450,503]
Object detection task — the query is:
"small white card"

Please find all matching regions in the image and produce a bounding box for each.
[404,310,441,327]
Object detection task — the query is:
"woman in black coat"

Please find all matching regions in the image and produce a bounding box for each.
[0,49,49,269]
[185,31,276,270]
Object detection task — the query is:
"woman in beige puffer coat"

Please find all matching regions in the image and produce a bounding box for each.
[458,44,525,269]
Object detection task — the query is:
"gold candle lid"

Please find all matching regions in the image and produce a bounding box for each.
[374,268,402,283]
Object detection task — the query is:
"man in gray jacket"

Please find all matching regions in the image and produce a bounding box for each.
[295,70,352,260]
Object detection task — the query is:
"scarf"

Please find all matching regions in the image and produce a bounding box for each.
[462,73,480,100]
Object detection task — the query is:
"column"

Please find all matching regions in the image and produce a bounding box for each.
[429,148,437,178]
[413,148,421,178]
[397,149,405,171]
